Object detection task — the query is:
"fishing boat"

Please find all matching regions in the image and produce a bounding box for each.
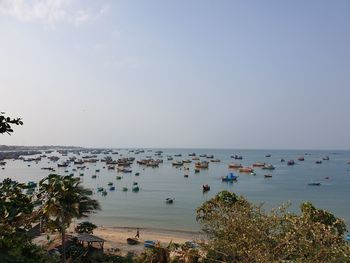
[238,167,254,173]
[264,174,273,178]
[195,161,209,169]
[144,240,156,248]
[228,163,242,169]
[202,184,210,192]
[172,161,183,166]
[308,182,321,186]
[265,154,271,157]
[231,155,243,160]
[57,162,69,167]
[287,160,295,166]
[127,238,139,245]
[262,164,275,170]
[165,198,174,204]
[315,160,322,164]
[252,162,265,167]
[298,156,305,161]
[222,172,238,182]
[323,156,330,161]
[132,186,140,192]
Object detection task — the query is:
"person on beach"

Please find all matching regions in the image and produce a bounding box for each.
[135,228,140,238]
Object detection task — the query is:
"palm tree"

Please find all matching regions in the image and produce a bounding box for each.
[38,174,100,262]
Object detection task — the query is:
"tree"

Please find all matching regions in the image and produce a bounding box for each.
[0,179,57,262]
[38,174,100,263]
[0,112,23,135]
[196,191,350,262]
[75,221,97,234]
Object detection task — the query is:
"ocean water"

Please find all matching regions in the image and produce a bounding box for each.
[1,149,350,232]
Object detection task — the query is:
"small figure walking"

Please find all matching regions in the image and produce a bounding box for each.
[135,228,140,239]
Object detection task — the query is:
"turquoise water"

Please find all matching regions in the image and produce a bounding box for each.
[1,149,350,231]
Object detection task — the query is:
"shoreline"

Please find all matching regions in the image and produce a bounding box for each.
[34,225,205,256]
[93,225,204,255]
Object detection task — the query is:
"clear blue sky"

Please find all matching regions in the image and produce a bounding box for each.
[1,0,349,149]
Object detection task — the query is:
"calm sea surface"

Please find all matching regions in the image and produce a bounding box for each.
[1,149,350,231]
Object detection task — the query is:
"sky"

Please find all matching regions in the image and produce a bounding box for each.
[1,0,350,149]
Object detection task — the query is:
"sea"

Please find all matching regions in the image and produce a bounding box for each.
[1,148,350,232]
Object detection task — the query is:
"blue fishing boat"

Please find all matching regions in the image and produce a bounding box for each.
[144,240,156,248]
[222,172,238,182]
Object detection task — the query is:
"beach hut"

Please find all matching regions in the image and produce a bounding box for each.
[76,233,106,251]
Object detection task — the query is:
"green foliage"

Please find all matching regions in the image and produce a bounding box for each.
[38,174,100,262]
[75,221,97,234]
[135,243,169,263]
[0,112,23,135]
[0,178,58,263]
[0,178,34,230]
[196,191,350,262]
[38,174,100,233]
[301,201,347,236]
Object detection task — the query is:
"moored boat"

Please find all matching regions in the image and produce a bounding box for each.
[252,162,265,167]
[262,164,275,170]
[308,182,321,186]
[172,161,183,166]
[195,161,209,169]
[228,163,242,169]
[222,172,238,182]
[239,167,254,173]
[165,198,174,204]
[287,160,295,166]
[202,184,210,192]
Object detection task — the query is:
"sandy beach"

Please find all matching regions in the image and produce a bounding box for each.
[93,226,204,255]
[34,226,204,256]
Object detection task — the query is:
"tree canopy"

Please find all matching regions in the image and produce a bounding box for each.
[196,191,350,262]
[0,112,23,135]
